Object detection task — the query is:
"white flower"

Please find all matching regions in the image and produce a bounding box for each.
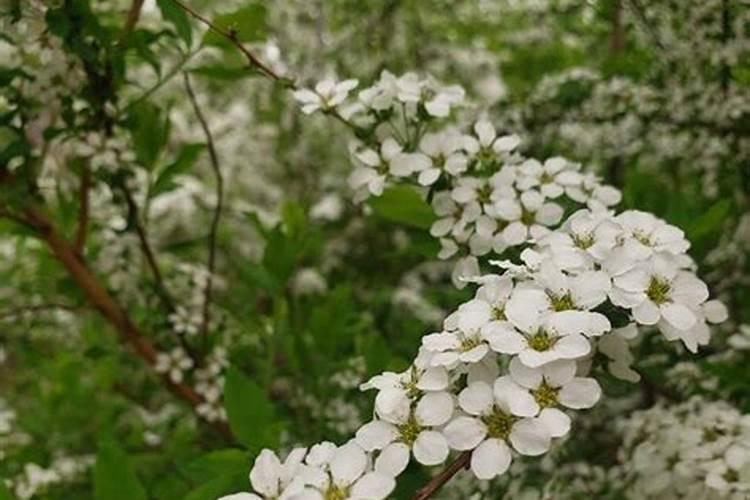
[615,210,690,261]
[348,138,401,198]
[508,357,601,437]
[611,255,709,334]
[355,391,453,471]
[416,131,468,185]
[516,157,582,199]
[359,365,449,419]
[219,448,308,500]
[424,84,465,117]
[154,347,193,384]
[495,190,564,245]
[539,209,622,270]
[463,120,521,157]
[443,379,550,479]
[293,79,359,114]
[297,443,395,500]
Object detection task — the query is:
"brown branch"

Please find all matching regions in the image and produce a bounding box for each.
[20,205,232,439]
[74,165,92,256]
[120,184,176,312]
[412,451,472,500]
[183,72,223,340]
[168,0,286,83]
[122,0,146,41]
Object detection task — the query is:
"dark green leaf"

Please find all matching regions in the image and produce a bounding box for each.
[182,449,249,483]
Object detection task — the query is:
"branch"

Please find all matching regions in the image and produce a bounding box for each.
[20,205,232,439]
[168,0,286,83]
[412,451,471,500]
[120,184,176,312]
[183,72,223,340]
[122,0,146,41]
[74,165,92,256]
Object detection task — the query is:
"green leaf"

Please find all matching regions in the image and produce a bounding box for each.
[182,449,249,483]
[156,0,192,45]
[128,102,170,170]
[203,4,268,46]
[368,186,436,230]
[183,474,244,500]
[223,367,279,451]
[0,481,13,500]
[93,440,147,500]
[151,143,204,196]
[686,199,732,241]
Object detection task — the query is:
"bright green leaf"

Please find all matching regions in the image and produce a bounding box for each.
[368,186,436,230]
[151,143,204,196]
[182,449,249,483]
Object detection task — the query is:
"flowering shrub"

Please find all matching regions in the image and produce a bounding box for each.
[0,1,748,499]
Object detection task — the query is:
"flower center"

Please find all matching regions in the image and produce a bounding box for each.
[646,276,671,305]
[548,291,575,312]
[521,208,536,226]
[492,306,506,321]
[633,230,652,247]
[481,406,518,440]
[528,330,557,351]
[478,185,492,204]
[460,334,483,352]
[397,414,424,446]
[325,484,350,500]
[572,232,594,250]
[540,171,555,184]
[533,381,560,408]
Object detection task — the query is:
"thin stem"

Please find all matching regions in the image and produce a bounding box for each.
[120,184,177,312]
[183,72,223,341]
[412,451,472,500]
[123,47,202,115]
[167,0,284,82]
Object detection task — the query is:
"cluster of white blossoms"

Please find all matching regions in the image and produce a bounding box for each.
[214,72,729,499]
[8,455,94,499]
[618,398,750,499]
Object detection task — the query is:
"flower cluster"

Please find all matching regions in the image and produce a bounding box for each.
[618,398,750,498]
[210,70,732,499]
[222,205,726,498]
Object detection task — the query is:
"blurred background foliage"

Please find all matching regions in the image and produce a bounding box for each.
[0,0,749,498]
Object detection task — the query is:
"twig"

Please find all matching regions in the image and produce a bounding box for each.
[122,0,146,41]
[183,72,223,340]
[74,165,92,256]
[168,0,285,83]
[20,205,233,439]
[412,451,472,500]
[120,184,176,312]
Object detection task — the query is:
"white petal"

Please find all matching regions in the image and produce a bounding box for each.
[633,301,660,325]
[250,449,281,497]
[375,387,408,417]
[330,443,367,487]
[484,324,526,355]
[417,367,449,391]
[559,378,602,409]
[508,356,543,389]
[509,418,551,456]
[374,442,410,477]
[703,300,728,324]
[350,472,396,500]
[413,431,450,466]
[219,493,262,500]
[542,359,577,387]
[494,376,539,417]
[660,302,696,331]
[537,408,571,438]
[553,333,591,360]
[416,392,454,427]
[458,382,494,416]
[471,438,511,480]
[444,417,487,450]
[355,420,397,451]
